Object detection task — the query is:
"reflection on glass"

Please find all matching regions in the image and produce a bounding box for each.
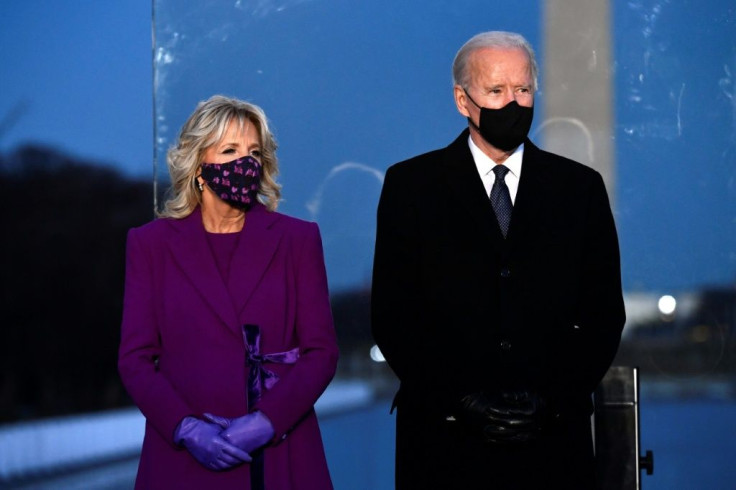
[152,1,735,488]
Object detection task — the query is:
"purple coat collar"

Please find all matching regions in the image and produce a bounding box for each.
[166,203,284,338]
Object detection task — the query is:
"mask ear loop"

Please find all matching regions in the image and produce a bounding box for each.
[463,89,484,133]
[463,88,482,109]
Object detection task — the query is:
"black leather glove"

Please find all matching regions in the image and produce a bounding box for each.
[458,390,545,444]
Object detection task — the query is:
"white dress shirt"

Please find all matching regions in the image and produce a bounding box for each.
[468,135,524,205]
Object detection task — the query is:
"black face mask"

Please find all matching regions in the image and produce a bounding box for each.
[464,90,534,151]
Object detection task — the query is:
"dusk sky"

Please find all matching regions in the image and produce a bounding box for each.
[1,1,152,176]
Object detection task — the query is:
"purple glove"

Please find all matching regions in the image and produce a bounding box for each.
[204,411,275,454]
[174,416,252,470]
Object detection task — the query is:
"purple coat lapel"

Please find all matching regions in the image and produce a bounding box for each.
[166,204,283,338]
[228,203,283,318]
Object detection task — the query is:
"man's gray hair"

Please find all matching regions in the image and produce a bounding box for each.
[452,31,538,92]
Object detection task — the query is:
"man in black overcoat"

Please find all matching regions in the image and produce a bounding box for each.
[371,31,626,489]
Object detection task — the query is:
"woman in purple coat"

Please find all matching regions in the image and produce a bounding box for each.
[118,95,338,490]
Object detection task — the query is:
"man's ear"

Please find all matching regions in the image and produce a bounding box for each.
[454,85,471,118]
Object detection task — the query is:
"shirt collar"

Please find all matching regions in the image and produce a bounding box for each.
[468,135,524,179]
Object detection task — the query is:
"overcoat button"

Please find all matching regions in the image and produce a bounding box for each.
[500,267,511,278]
[500,340,512,351]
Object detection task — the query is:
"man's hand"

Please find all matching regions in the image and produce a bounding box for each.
[458,390,545,444]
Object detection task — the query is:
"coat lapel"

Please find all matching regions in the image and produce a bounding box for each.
[507,139,554,246]
[443,133,554,251]
[228,203,283,318]
[167,207,240,334]
[444,130,501,243]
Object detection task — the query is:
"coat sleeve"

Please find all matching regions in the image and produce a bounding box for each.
[118,227,193,447]
[254,223,339,441]
[550,172,626,410]
[370,165,425,387]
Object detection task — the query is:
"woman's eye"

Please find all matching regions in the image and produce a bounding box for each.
[223,148,236,154]
[250,150,262,158]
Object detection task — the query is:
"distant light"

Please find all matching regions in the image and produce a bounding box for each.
[658,295,677,315]
[370,345,386,363]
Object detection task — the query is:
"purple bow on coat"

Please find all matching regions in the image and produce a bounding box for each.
[242,324,300,407]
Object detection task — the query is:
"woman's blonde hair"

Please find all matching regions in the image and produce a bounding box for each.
[159,95,281,218]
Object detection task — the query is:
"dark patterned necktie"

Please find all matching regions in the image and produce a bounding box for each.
[491,165,513,238]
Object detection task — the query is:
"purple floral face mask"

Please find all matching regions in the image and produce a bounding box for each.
[200,155,262,210]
